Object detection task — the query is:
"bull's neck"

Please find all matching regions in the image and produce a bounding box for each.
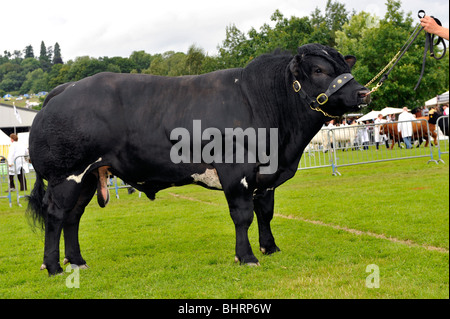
[283,84,327,165]
[242,60,328,173]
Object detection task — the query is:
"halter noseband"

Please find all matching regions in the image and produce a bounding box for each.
[293,73,354,119]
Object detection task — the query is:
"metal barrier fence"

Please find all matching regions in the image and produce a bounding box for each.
[436,115,449,163]
[13,156,35,207]
[299,118,442,175]
[0,156,12,207]
[5,156,139,206]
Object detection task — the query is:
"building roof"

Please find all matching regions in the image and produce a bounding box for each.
[0,104,38,128]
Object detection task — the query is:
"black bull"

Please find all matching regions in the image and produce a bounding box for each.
[27,44,370,275]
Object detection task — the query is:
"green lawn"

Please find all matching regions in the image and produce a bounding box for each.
[0,155,448,299]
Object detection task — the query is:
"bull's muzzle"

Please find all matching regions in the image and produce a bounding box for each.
[357,90,371,108]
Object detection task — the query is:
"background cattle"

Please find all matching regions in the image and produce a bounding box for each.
[307,124,359,152]
[380,118,435,149]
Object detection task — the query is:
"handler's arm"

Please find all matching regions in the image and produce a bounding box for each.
[421,16,449,41]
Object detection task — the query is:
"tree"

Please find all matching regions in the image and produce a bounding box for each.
[217,24,249,68]
[185,45,205,75]
[47,63,71,89]
[39,41,48,63]
[144,54,167,75]
[24,45,34,59]
[20,68,48,94]
[53,42,63,64]
[21,57,41,74]
[39,41,52,71]
[129,50,151,73]
[324,0,349,46]
[310,0,349,47]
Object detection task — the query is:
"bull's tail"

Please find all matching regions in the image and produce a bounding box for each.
[26,172,47,230]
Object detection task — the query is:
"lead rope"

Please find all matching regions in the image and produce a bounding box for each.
[365,10,446,96]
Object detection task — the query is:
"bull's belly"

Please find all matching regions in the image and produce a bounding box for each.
[110,163,223,200]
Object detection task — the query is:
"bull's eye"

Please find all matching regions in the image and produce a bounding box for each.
[315,68,322,74]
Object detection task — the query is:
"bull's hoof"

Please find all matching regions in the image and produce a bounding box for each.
[234,255,260,266]
[41,263,63,276]
[63,258,89,269]
[260,245,281,255]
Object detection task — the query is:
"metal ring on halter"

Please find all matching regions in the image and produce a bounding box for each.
[293,80,301,93]
[316,93,328,105]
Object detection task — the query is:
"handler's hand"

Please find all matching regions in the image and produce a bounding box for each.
[420,16,449,41]
[421,16,440,34]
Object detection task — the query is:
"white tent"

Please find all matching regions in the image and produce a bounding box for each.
[380,107,405,116]
[425,91,449,107]
[356,107,408,122]
[356,110,381,122]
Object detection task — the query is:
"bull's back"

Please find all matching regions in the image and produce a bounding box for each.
[30,71,248,181]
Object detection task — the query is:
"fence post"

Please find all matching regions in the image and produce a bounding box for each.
[0,156,12,208]
[329,128,341,176]
[436,115,449,164]
[13,155,33,207]
[425,120,439,165]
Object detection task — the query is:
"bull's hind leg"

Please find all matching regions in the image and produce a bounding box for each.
[253,189,280,255]
[41,181,82,275]
[63,173,97,268]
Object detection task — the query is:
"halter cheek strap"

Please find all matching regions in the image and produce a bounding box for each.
[293,73,354,118]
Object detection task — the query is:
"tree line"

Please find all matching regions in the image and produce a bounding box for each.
[0,0,448,110]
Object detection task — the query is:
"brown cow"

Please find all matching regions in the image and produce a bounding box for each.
[380,117,437,149]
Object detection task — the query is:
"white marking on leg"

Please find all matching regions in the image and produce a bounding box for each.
[191,168,222,189]
[240,177,248,189]
[67,158,102,183]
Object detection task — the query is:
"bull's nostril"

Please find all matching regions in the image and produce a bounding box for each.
[358,90,370,97]
[358,90,371,103]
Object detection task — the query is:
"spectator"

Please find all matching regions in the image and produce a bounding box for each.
[443,104,449,116]
[6,134,29,192]
[397,107,415,149]
[357,121,370,150]
[374,113,388,150]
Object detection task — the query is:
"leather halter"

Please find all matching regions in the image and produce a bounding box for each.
[292,73,354,118]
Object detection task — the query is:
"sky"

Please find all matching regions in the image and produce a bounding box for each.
[1,0,449,61]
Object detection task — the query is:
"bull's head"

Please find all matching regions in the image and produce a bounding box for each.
[289,43,370,118]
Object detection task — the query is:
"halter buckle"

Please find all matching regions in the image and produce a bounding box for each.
[316,93,328,105]
[293,80,301,93]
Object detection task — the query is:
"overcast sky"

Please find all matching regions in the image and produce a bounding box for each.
[2,0,449,61]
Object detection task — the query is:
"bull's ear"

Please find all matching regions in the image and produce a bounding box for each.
[289,55,301,77]
[344,55,357,69]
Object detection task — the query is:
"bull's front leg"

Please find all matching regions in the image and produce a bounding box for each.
[223,180,259,266]
[253,188,280,255]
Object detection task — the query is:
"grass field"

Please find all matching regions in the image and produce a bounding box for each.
[0,155,448,299]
